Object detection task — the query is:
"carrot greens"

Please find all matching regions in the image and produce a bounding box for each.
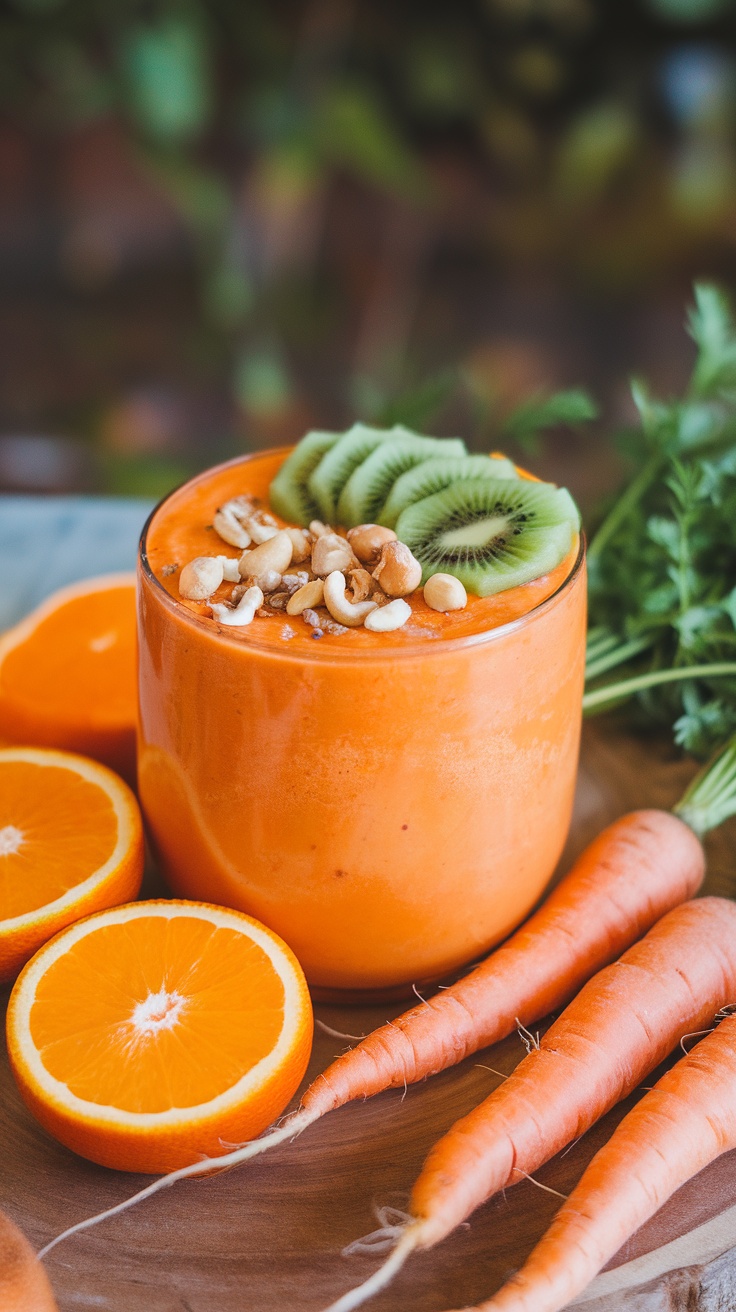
[585,284,736,758]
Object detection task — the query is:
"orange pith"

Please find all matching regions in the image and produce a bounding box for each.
[7,901,313,1173]
[0,748,144,983]
[0,574,137,782]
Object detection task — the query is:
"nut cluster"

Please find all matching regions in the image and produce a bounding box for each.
[175,502,468,634]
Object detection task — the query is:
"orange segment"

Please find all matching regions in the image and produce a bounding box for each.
[7,900,313,1173]
[0,748,144,983]
[0,574,137,783]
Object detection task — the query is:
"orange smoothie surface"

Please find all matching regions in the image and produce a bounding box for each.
[143,449,581,653]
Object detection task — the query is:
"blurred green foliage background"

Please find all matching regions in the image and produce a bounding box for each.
[1,0,736,499]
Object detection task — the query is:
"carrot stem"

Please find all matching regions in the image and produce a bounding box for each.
[586,449,663,563]
[584,633,654,682]
[674,734,736,837]
[582,661,736,713]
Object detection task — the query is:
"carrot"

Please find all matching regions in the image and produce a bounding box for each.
[456,1010,736,1312]
[324,897,736,1312]
[38,809,704,1256]
[301,810,703,1121]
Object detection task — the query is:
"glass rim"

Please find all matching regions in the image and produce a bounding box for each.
[138,449,586,664]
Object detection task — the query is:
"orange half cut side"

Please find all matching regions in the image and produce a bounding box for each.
[7,900,313,1173]
[0,748,144,982]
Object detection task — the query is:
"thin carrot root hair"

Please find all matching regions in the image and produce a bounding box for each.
[515,1018,541,1054]
[323,1227,421,1312]
[510,1169,567,1201]
[36,1107,319,1259]
[342,1205,413,1255]
[315,1019,366,1042]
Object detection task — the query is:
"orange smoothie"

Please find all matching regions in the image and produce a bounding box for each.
[138,450,586,995]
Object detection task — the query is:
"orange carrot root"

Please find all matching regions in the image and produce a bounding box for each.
[327,896,736,1311]
[458,1012,736,1312]
[38,809,703,1255]
[304,810,703,1120]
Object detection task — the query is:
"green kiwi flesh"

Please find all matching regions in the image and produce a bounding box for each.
[379,454,518,529]
[395,477,580,596]
[307,424,398,523]
[269,430,341,525]
[337,434,466,527]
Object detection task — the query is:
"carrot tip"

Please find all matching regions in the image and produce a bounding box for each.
[37,1107,318,1260]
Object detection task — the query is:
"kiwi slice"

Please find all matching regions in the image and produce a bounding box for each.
[337,434,467,527]
[395,477,580,597]
[379,454,518,529]
[307,424,400,523]
[269,430,342,525]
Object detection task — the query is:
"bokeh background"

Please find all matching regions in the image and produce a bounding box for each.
[2,0,736,509]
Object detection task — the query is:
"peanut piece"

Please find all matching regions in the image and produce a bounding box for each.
[284,528,312,563]
[286,578,325,615]
[424,573,468,612]
[311,532,358,577]
[346,567,373,603]
[179,556,224,600]
[346,523,397,566]
[372,540,422,596]
[238,531,293,584]
[210,585,263,627]
[364,598,412,632]
[323,571,378,627]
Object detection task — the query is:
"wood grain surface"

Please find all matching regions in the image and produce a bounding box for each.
[2,719,736,1312]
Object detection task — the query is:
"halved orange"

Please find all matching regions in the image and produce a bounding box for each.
[0,574,137,783]
[7,900,313,1173]
[0,748,144,983]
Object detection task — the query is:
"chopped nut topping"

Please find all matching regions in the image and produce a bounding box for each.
[282,571,310,594]
[323,571,378,627]
[346,523,398,566]
[311,532,359,577]
[287,578,325,615]
[179,556,224,601]
[372,540,422,597]
[346,567,373,603]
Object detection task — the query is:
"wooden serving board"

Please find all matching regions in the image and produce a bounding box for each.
[3,721,736,1312]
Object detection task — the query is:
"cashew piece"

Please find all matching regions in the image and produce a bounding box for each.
[248,522,280,544]
[216,556,242,583]
[213,504,252,549]
[323,571,378,627]
[210,585,264,627]
[364,598,412,632]
[179,556,224,600]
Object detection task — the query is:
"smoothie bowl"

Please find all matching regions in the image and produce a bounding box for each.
[137,427,586,998]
